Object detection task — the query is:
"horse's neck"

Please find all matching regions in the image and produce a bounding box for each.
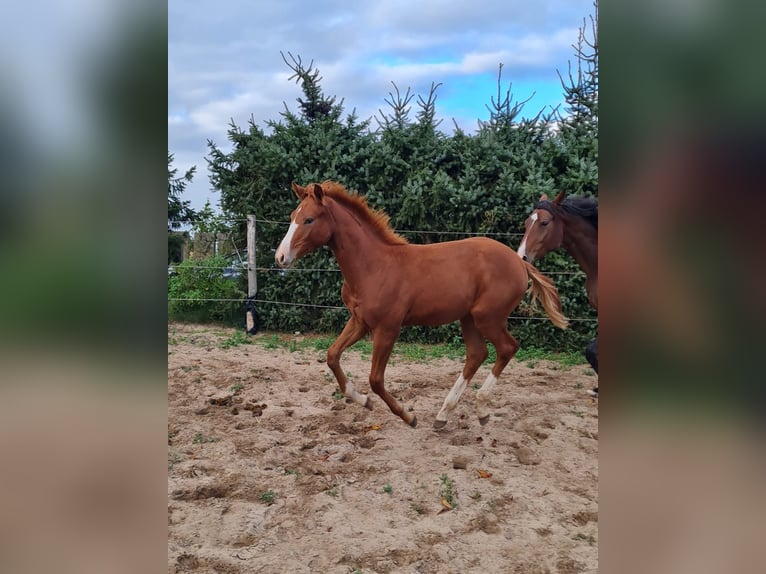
[327,201,391,286]
[562,217,598,281]
[562,221,598,310]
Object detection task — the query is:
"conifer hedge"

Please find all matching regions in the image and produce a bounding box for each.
[207,30,598,353]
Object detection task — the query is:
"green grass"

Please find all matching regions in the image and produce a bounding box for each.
[259,490,276,505]
[192,432,218,444]
[250,331,585,367]
[573,533,596,545]
[410,503,424,515]
[220,330,252,349]
[261,333,281,349]
[171,325,586,367]
[440,473,457,508]
[167,450,182,469]
[382,484,393,494]
[515,346,584,366]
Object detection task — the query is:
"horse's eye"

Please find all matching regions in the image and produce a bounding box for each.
[541,220,550,227]
[304,217,314,225]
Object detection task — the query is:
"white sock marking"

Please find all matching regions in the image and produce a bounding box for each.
[436,374,469,422]
[476,373,498,419]
[345,381,368,406]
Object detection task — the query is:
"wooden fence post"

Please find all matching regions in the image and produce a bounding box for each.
[246,215,258,334]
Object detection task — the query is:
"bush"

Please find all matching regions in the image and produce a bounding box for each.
[168,255,246,324]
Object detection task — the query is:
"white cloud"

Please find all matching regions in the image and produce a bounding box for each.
[168,114,186,126]
[168,0,596,211]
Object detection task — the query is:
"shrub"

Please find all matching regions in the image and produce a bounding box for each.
[168,255,246,324]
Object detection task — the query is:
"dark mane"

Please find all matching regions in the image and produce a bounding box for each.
[535,195,598,229]
[319,180,409,245]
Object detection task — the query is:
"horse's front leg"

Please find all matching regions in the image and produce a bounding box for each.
[327,315,370,408]
[369,326,417,427]
[434,316,488,428]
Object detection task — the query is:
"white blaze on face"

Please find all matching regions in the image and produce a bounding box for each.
[517,211,538,260]
[275,208,301,267]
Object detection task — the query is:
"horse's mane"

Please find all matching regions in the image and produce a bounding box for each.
[536,195,598,229]
[319,180,409,245]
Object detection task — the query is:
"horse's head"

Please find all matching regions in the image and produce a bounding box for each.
[517,191,566,263]
[275,181,334,268]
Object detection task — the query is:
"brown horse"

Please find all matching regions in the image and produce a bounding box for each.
[517,191,599,388]
[275,181,568,427]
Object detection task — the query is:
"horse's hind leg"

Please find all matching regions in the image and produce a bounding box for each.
[327,315,371,408]
[474,321,520,425]
[585,338,598,373]
[369,326,417,427]
[585,337,598,397]
[434,316,488,429]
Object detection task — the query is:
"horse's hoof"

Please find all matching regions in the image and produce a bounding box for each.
[478,415,490,426]
[433,419,447,429]
[364,396,373,410]
[408,415,418,428]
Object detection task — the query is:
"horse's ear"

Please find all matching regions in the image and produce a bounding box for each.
[291,181,307,200]
[540,193,548,201]
[311,183,324,202]
[552,190,567,205]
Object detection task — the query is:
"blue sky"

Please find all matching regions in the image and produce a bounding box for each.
[169,0,596,212]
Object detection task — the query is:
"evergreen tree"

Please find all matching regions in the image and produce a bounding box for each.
[555,0,598,196]
[168,152,197,263]
[168,152,197,229]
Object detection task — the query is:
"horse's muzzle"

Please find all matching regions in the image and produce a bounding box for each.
[275,252,292,268]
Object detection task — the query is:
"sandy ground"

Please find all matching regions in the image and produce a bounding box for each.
[168,323,598,574]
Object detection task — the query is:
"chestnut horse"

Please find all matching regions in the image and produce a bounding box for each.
[275,181,568,427]
[517,191,598,391]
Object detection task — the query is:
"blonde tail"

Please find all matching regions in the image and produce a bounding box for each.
[524,261,569,329]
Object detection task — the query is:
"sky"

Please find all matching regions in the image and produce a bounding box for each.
[169,0,596,213]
